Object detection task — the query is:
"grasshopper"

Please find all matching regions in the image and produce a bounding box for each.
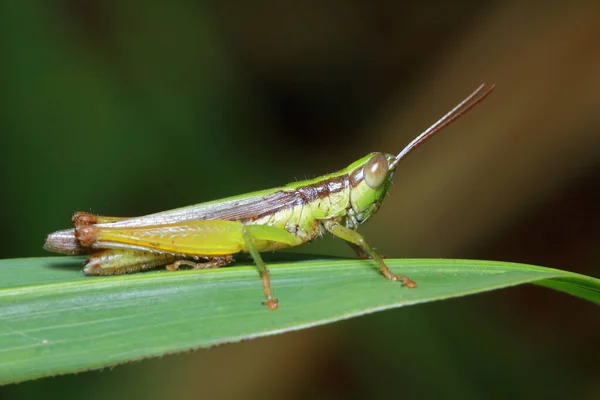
[44,84,494,310]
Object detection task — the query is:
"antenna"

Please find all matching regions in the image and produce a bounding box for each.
[390,83,495,169]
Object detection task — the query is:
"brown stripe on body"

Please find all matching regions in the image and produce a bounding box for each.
[296,175,348,203]
[349,166,364,188]
[247,174,354,222]
[93,166,365,228]
[294,174,351,205]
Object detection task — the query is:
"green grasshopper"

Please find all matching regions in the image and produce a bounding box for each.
[44,84,494,310]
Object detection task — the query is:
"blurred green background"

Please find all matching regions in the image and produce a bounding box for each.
[1,1,599,398]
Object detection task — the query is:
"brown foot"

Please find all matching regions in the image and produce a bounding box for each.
[262,298,279,310]
[380,266,417,288]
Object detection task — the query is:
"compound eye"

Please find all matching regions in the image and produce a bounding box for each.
[364,153,388,189]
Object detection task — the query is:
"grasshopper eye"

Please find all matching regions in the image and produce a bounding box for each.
[364,153,388,189]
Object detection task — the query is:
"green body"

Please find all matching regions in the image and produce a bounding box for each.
[45,152,402,309]
[44,84,494,309]
[237,152,395,249]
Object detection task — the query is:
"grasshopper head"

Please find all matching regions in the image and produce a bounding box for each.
[347,152,397,225]
[347,83,495,225]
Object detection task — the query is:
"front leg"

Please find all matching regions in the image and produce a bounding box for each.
[322,220,416,288]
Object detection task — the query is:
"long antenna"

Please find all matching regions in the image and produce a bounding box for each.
[389,83,495,169]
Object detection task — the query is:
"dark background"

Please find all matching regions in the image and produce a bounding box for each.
[1,1,599,398]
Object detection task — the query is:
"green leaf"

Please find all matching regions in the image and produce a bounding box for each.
[0,256,598,384]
